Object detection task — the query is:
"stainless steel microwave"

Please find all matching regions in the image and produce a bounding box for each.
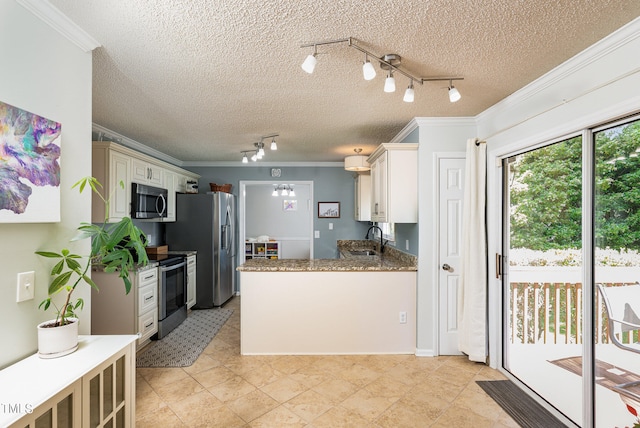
[131,183,168,219]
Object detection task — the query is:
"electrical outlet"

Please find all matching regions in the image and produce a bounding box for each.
[405,239,409,251]
[314,230,320,238]
[16,271,35,302]
[329,223,333,230]
[399,311,407,324]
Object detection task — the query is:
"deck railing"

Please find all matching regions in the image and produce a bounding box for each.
[508,268,639,345]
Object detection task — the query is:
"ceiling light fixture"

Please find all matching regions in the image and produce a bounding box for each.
[300,37,463,102]
[448,79,461,103]
[403,80,415,103]
[362,54,376,80]
[301,45,318,74]
[240,133,279,163]
[271,184,295,197]
[344,148,370,172]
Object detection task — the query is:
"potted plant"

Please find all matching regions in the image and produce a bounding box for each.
[35,177,148,358]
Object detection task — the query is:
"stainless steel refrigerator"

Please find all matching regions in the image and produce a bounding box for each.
[166,192,236,307]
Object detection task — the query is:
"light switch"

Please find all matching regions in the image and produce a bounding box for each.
[329,223,333,230]
[17,271,35,302]
[314,230,320,238]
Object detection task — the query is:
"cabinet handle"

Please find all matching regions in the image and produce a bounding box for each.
[144,321,153,329]
[143,274,154,280]
[144,295,154,302]
[374,202,379,215]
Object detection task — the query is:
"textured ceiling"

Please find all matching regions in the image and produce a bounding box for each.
[49,0,640,163]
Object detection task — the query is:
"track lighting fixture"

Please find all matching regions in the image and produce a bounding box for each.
[240,133,279,163]
[300,37,463,103]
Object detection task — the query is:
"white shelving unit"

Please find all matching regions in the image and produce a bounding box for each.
[245,241,280,260]
[0,335,137,428]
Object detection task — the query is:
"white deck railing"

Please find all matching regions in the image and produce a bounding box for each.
[508,267,639,345]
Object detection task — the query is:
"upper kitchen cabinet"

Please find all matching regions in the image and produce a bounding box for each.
[132,157,164,186]
[354,173,371,221]
[368,143,418,223]
[92,141,199,223]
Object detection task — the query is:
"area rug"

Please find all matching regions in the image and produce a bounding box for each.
[476,380,566,428]
[136,308,233,368]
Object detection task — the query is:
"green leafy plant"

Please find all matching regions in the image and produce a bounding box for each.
[36,177,148,327]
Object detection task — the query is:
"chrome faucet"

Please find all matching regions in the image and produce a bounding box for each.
[365,225,387,253]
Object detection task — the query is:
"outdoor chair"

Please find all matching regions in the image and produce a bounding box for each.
[597,283,640,355]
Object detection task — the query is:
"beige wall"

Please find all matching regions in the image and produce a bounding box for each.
[0,2,93,368]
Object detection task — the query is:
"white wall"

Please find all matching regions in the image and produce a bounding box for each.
[479,18,640,366]
[0,1,93,368]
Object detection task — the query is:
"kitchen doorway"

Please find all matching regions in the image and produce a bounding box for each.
[238,181,314,264]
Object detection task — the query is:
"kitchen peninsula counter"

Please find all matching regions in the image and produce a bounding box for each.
[239,241,417,355]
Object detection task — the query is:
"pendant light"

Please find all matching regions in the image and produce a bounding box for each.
[344,148,370,171]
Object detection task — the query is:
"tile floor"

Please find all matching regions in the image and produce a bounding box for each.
[136,297,519,427]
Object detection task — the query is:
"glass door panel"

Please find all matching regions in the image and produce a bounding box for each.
[503,136,583,424]
[594,118,640,427]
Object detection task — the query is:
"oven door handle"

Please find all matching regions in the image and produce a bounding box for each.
[160,261,186,272]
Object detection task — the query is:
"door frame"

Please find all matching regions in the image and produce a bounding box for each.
[238,180,314,264]
[434,151,465,356]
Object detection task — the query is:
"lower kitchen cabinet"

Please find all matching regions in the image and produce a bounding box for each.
[0,335,137,428]
[92,266,159,350]
[186,254,197,309]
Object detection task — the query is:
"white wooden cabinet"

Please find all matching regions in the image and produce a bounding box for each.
[368,143,418,223]
[186,254,197,309]
[354,173,371,221]
[92,141,200,223]
[92,145,131,223]
[131,157,163,186]
[0,335,136,428]
[163,169,176,222]
[91,266,159,350]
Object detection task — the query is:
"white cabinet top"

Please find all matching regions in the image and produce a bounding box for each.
[0,335,136,426]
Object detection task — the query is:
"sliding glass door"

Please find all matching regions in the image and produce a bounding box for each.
[594,118,640,427]
[502,116,640,426]
[503,136,584,423]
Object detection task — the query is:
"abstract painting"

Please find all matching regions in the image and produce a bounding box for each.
[0,101,61,223]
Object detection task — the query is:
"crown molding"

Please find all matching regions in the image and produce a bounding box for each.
[476,16,640,125]
[92,123,185,166]
[388,117,477,144]
[16,0,100,52]
[183,161,345,168]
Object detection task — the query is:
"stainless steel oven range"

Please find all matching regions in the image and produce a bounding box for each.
[149,254,187,339]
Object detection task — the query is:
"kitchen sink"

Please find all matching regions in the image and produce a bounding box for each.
[350,250,377,256]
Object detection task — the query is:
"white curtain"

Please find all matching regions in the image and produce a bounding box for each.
[458,137,488,363]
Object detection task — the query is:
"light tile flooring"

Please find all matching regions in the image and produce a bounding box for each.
[136,297,519,427]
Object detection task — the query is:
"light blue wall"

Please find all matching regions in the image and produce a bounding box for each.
[186,166,375,258]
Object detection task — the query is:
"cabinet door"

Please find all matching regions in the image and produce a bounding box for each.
[10,381,81,428]
[355,174,371,221]
[163,170,176,222]
[108,151,131,221]
[370,152,388,222]
[131,157,149,184]
[83,347,133,428]
[186,256,196,309]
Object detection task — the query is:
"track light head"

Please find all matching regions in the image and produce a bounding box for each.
[403,81,415,103]
[362,54,376,80]
[448,80,461,102]
[242,152,248,163]
[384,71,396,93]
[301,45,318,74]
[270,138,277,150]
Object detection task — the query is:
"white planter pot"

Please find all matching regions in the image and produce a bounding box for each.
[37,318,79,359]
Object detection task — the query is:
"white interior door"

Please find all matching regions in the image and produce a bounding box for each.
[438,156,465,355]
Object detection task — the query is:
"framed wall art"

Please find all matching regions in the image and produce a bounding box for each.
[0,101,61,223]
[318,202,340,218]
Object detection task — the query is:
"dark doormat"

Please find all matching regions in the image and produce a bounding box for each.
[477,380,567,428]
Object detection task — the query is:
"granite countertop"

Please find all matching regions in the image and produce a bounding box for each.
[237,240,417,272]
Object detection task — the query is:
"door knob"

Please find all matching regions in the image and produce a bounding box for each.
[442,264,452,271]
